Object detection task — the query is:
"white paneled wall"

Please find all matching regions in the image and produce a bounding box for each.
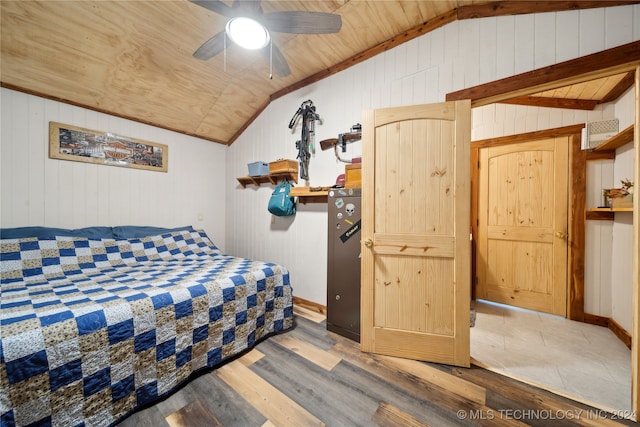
[0,89,228,250]
[227,5,639,316]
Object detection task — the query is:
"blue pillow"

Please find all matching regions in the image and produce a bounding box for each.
[111,225,195,239]
[0,226,114,239]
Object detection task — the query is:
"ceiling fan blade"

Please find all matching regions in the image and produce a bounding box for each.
[193,31,226,60]
[189,0,235,17]
[237,0,262,14]
[261,42,291,77]
[263,11,342,34]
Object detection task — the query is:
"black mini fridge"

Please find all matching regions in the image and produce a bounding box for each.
[327,187,361,342]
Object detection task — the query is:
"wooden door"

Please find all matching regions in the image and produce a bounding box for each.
[476,137,569,316]
[360,100,471,367]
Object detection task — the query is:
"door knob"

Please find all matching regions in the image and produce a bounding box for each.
[555,231,566,240]
[364,238,373,248]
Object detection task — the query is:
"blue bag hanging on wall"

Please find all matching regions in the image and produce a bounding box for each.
[268,181,296,216]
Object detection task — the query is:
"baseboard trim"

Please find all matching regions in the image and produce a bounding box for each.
[583,313,609,328]
[584,312,632,350]
[609,318,632,350]
[293,296,327,315]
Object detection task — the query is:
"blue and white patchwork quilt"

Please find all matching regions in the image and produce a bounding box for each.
[0,229,294,426]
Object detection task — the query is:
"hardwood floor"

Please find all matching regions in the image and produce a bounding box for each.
[117,306,636,426]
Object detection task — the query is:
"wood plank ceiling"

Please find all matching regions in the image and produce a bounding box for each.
[1,1,637,145]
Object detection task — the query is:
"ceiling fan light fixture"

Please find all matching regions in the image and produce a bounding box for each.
[225,17,270,50]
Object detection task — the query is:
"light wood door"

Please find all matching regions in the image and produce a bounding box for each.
[360,100,471,367]
[476,137,569,316]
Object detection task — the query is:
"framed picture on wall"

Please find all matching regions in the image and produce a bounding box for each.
[49,121,168,172]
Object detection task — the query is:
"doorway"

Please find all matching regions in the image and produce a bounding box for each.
[468,100,634,414]
[470,122,633,414]
[468,124,633,412]
[446,46,639,415]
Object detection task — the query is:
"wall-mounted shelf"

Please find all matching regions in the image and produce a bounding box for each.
[237,171,298,188]
[586,150,615,161]
[586,207,633,221]
[289,186,329,204]
[593,124,634,152]
[585,124,634,221]
[589,207,633,212]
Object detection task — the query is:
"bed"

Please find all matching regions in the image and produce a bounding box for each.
[0,226,294,426]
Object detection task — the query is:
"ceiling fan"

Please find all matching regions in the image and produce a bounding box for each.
[190,0,342,78]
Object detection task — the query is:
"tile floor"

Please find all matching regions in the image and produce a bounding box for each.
[470,300,631,412]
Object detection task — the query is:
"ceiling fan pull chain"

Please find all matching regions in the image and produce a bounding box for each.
[224,31,227,73]
[269,38,273,80]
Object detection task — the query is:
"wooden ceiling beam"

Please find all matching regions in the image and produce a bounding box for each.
[446,40,640,106]
[499,96,598,110]
[457,1,640,20]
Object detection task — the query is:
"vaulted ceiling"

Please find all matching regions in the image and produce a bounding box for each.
[1,1,637,145]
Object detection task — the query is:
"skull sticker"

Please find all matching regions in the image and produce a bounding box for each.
[345,203,355,216]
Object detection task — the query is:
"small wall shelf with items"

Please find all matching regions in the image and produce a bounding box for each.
[589,180,634,220]
[585,125,634,220]
[288,163,362,203]
[237,159,299,188]
[289,186,330,204]
[237,172,297,188]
